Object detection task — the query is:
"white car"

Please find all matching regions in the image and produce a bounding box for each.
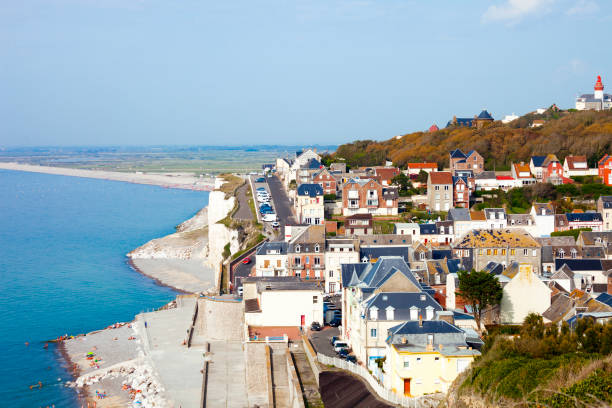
[257,196,270,203]
[262,213,277,222]
[333,342,349,353]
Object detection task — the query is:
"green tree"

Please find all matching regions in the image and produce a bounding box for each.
[456,269,503,331]
[391,172,410,193]
[416,170,429,184]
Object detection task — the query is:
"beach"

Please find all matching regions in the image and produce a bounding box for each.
[0,162,215,191]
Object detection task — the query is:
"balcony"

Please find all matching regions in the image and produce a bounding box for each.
[291,264,305,270]
[313,264,325,270]
[366,200,378,207]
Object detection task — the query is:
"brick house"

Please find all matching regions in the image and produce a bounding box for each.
[449,149,484,174]
[287,225,326,280]
[452,176,470,208]
[427,172,453,212]
[599,155,612,186]
[312,168,337,195]
[345,213,373,235]
[542,156,565,184]
[342,178,399,216]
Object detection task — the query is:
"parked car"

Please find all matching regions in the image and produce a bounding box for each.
[259,203,272,210]
[271,221,280,229]
[338,349,348,358]
[260,208,274,215]
[330,336,338,345]
[329,318,341,327]
[255,177,266,183]
[334,342,349,353]
[263,213,277,222]
[345,355,357,363]
[242,257,251,264]
[256,187,266,191]
[310,322,321,331]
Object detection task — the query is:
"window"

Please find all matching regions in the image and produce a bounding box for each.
[501,249,506,255]
[294,257,301,265]
[558,249,564,259]
[511,249,516,256]
[478,249,483,256]
[435,185,440,191]
[463,250,469,257]
[371,329,377,337]
[493,249,498,256]
[523,249,528,256]
[419,252,425,260]
[416,357,422,364]
[486,249,491,256]
[571,249,577,259]
[329,270,333,278]
[435,357,440,361]
[532,249,537,257]
[305,256,310,264]
[444,185,449,190]
[314,244,320,253]
[313,296,318,304]
[403,358,410,368]
[295,245,301,253]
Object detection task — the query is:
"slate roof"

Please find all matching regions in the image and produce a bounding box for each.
[555,259,603,272]
[530,156,547,167]
[450,149,467,159]
[388,320,463,335]
[475,171,496,180]
[565,212,603,222]
[595,293,612,308]
[431,249,453,260]
[600,196,612,209]
[297,183,324,197]
[342,256,422,291]
[363,292,442,321]
[477,110,493,120]
[360,247,410,263]
[305,158,322,169]
[256,241,288,256]
[484,261,504,275]
[447,208,471,222]
[386,321,481,357]
[419,223,438,235]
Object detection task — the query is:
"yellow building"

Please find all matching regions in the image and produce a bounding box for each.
[384,320,480,397]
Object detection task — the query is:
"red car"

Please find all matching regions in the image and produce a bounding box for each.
[242,257,251,264]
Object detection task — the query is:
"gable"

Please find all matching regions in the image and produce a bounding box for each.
[375,270,421,293]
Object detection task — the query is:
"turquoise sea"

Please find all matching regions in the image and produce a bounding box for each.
[0,169,209,407]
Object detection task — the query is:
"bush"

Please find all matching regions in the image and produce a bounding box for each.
[551,228,591,240]
[539,369,612,407]
[324,193,337,201]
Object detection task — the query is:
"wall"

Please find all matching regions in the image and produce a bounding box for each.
[245,290,323,327]
[500,266,551,324]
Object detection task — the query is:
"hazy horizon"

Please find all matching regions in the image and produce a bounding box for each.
[1,0,610,146]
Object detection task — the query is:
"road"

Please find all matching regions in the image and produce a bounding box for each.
[232,255,256,292]
[309,326,340,358]
[266,174,296,237]
[233,182,253,221]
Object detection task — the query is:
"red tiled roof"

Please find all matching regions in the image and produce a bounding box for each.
[408,162,437,169]
[513,163,532,178]
[565,155,587,170]
[496,176,514,180]
[429,171,452,184]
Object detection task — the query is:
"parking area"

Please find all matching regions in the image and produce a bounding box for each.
[266,175,296,236]
[249,175,283,238]
[309,326,340,358]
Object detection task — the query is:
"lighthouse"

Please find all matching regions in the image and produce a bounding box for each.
[595,75,604,100]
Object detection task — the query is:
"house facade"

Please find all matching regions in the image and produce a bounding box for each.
[295,184,324,225]
[324,238,359,294]
[449,149,484,174]
[427,172,453,212]
[563,155,593,178]
[287,225,326,280]
[597,196,612,231]
[255,241,288,277]
[499,263,552,324]
[342,178,399,216]
[345,213,373,235]
[511,162,536,186]
[312,168,337,195]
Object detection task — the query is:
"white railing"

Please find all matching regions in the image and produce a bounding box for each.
[316,352,443,408]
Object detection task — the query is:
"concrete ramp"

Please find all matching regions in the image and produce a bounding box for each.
[205,341,248,407]
[198,296,244,341]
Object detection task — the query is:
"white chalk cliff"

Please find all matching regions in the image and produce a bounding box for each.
[206,178,241,276]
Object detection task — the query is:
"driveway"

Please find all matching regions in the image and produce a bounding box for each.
[266,175,296,237]
[309,326,340,358]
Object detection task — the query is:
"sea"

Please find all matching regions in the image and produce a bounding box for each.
[0,169,209,407]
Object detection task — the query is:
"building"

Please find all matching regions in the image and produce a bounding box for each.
[345,213,373,235]
[529,156,547,180]
[342,178,399,216]
[255,241,288,277]
[502,113,519,124]
[374,167,401,186]
[427,172,453,212]
[563,155,593,178]
[452,229,541,273]
[394,223,421,241]
[295,184,324,225]
[452,176,470,208]
[598,155,612,186]
[484,208,507,230]
[405,162,438,177]
[597,196,612,231]
[383,320,480,397]
[324,237,359,294]
[446,110,494,129]
[287,225,326,280]
[511,162,536,185]
[447,208,487,240]
[542,155,566,184]
[243,276,323,330]
[565,212,603,232]
[428,124,439,132]
[499,264,552,324]
[312,168,337,195]
[575,75,612,111]
[449,149,484,174]
[530,203,556,237]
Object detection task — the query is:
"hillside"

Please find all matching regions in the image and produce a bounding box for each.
[331,109,612,170]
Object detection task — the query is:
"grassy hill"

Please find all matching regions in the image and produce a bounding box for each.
[330,109,612,170]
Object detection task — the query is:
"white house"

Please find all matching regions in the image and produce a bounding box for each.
[295,184,324,225]
[255,241,288,277]
[499,264,551,324]
[243,277,324,328]
[324,238,359,294]
[394,223,421,241]
[563,155,596,178]
[530,203,556,237]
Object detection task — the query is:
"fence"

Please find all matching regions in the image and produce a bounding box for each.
[316,352,443,408]
[186,300,199,348]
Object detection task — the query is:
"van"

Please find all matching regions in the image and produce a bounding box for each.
[263,213,277,222]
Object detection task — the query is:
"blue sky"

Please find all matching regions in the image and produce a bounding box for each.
[0,0,609,146]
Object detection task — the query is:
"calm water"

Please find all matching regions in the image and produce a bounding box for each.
[0,170,209,407]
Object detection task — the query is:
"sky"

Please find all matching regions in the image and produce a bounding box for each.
[0,0,610,146]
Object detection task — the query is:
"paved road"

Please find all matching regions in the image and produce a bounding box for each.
[234,182,253,221]
[309,326,340,358]
[267,175,296,237]
[232,255,255,292]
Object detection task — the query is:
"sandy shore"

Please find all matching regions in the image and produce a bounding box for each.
[0,162,214,191]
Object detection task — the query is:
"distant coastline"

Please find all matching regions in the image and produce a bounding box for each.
[0,162,215,191]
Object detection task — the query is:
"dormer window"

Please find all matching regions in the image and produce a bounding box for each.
[386,306,395,320]
[370,306,378,320]
[558,249,564,259]
[295,245,301,253]
[571,248,577,259]
[314,244,320,253]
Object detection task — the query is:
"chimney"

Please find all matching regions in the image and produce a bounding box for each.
[401,336,407,344]
[419,315,423,327]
